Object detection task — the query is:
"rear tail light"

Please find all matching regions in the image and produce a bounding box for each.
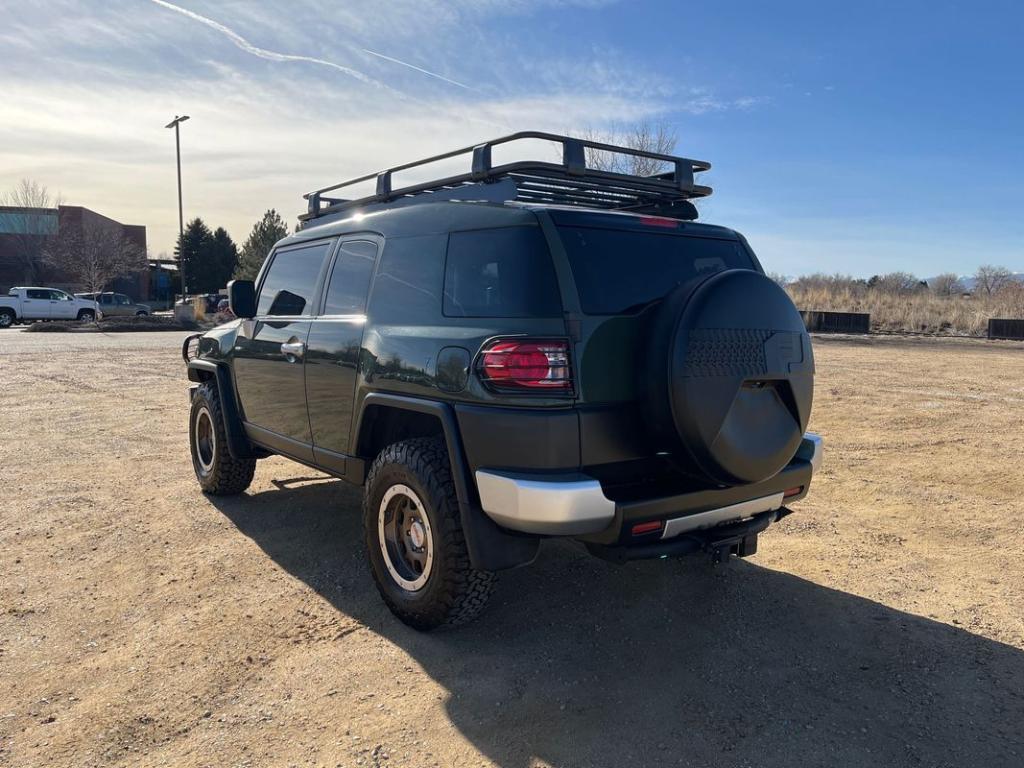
[478,338,572,392]
[784,486,804,498]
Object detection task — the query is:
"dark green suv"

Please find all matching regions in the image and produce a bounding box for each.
[183,132,822,630]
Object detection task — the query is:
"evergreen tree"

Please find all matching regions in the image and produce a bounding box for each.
[208,227,239,291]
[234,209,289,280]
[175,218,213,294]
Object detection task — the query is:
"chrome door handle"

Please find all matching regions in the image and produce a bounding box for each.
[281,341,305,360]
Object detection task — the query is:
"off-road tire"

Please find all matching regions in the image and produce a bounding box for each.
[77,309,96,322]
[136,310,148,316]
[364,437,495,630]
[0,309,14,328]
[189,381,255,495]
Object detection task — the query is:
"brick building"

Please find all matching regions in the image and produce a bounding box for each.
[0,205,148,298]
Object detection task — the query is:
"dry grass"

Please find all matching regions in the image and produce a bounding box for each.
[786,282,1024,336]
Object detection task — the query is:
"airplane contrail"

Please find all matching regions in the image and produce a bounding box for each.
[149,0,474,92]
[149,0,384,89]
[360,48,473,90]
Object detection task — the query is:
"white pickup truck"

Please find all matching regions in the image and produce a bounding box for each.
[0,287,99,328]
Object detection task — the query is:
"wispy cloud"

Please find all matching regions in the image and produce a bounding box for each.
[1,0,768,256]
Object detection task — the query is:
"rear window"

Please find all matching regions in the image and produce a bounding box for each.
[443,227,561,318]
[557,226,755,315]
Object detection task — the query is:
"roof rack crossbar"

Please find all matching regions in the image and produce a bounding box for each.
[300,131,711,223]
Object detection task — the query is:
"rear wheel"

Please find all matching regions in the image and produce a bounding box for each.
[136,310,148,316]
[363,437,495,630]
[189,381,255,494]
[0,309,14,328]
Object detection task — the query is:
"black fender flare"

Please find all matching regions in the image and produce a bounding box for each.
[354,392,539,572]
[187,359,255,460]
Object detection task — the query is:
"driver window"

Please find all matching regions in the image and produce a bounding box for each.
[117,295,132,305]
[256,241,332,317]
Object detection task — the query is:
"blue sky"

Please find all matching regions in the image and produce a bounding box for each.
[0,0,1021,277]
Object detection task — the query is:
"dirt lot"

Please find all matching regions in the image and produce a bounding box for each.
[2,330,1023,768]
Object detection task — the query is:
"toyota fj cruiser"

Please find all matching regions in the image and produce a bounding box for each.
[183,132,822,630]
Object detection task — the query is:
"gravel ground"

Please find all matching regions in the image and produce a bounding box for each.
[1,330,1023,768]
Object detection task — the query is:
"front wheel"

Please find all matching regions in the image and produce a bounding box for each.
[136,310,148,316]
[189,382,255,494]
[364,437,495,630]
[77,309,96,323]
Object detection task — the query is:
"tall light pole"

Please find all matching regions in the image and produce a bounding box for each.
[165,115,190,295]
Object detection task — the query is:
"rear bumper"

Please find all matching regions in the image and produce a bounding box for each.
[475,432,823,544]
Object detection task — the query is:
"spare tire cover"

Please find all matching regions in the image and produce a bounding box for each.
[646,269,814,485]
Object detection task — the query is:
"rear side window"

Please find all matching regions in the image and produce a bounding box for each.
[557,227,754,315]
[256,241,331,317]
[322,240,377,315]
[26,289,49,299]
[443,227,561,318]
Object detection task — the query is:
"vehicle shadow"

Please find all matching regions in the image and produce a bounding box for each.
[209,479,1024,768]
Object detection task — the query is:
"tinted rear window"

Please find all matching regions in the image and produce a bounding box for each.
[443,227,561,318]
[557,226,754,315]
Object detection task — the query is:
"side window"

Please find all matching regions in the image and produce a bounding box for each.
[117,294,132,305]
[367,235,446,325]
[443,227,562,318]
[26,289,48,299]
[322,240,378,315]
[256,241,332,317]
[101,294,114,305]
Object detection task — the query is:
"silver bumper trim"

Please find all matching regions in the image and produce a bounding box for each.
[799,432,824,473]
[474,470,616,535]
[661,492,785,540]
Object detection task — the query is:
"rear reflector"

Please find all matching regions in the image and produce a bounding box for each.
[478,339,572,392]
[783,486,803,498]
[631,521,663,536]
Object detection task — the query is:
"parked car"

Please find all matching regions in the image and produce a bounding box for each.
[175,294,225,314]
[0,287,98,327]
[76,292,151,318]
[182,132,822,630]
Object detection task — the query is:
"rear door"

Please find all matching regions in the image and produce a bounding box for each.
[232,239,333,461]
[50,290,78,319]
[115,294,136,316]
[21,289,51,319]
[305,237,380,471]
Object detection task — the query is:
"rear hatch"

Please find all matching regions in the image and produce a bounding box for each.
[541,209,765,492]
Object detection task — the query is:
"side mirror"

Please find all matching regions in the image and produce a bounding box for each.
[228,279,256,319]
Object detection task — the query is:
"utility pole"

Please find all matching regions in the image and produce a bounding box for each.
[165,115,191,295]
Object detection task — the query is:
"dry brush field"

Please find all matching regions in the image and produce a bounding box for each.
[1,330,1023,768]
[785,281,1024,336]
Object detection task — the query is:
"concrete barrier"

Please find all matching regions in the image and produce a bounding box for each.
[799,310,871,334]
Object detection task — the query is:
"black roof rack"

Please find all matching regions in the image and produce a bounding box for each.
[299,131,711,224]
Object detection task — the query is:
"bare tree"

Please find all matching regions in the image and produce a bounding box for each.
[44,219,146,316]
[870,271,921,294]
[1,179,62,283]
[579,121,678,176]
[974,264,1014,296]
[929,272,965,296]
